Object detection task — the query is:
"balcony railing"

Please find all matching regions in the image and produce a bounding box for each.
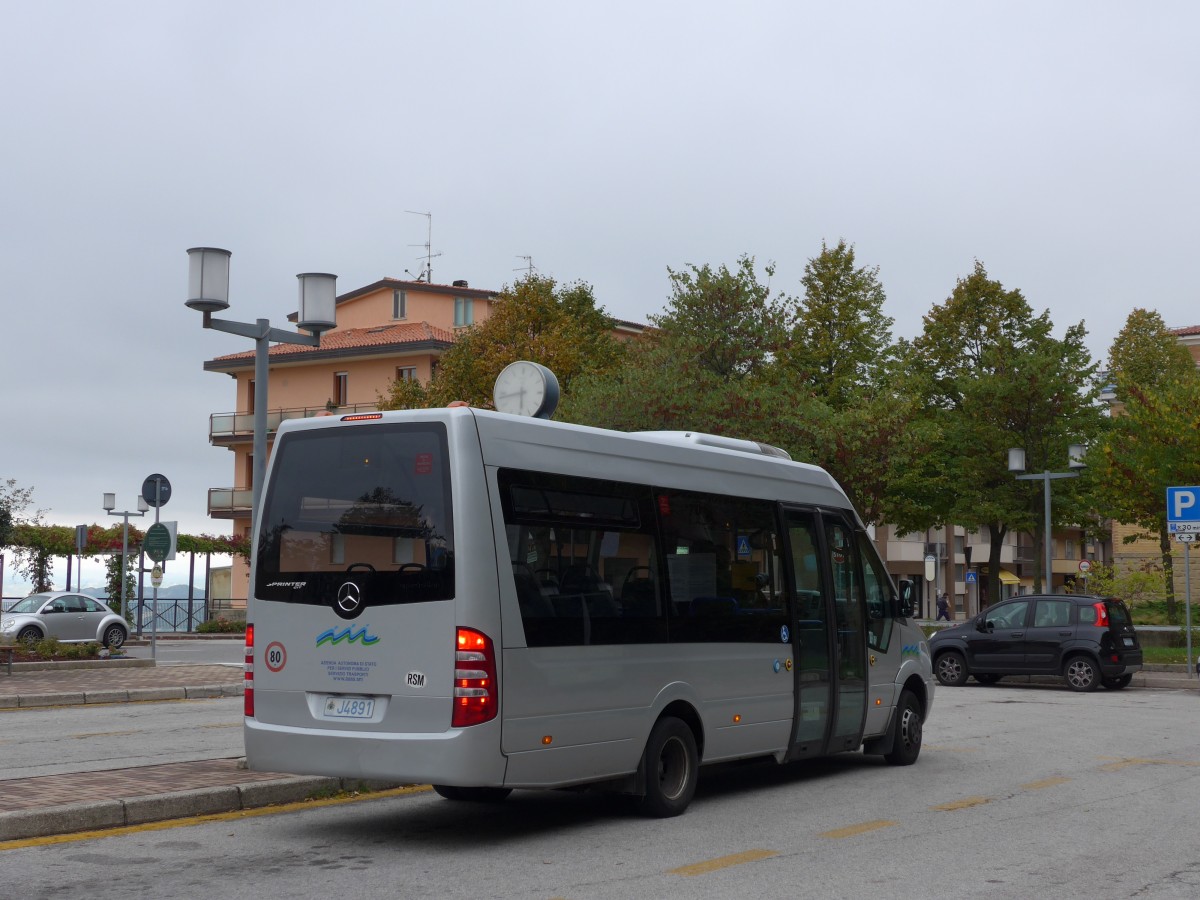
[208,487,253,519]
[210,402,380,443]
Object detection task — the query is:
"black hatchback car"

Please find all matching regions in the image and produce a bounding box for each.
[930,594,1142,691]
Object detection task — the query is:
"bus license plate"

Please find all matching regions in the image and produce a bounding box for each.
[323,697,375,719]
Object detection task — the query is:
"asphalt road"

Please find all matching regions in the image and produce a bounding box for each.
[125,637,245,666]
[3,680,1198,899]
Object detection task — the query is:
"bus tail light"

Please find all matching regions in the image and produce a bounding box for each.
[453,627,497,727]
[244,623,255,718]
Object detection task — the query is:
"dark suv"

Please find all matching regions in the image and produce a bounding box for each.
[930,594,1142,691]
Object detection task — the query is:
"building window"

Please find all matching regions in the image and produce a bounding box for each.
[954,535,964,555]
[1065,540,1076,560]
[248,379,256,414]
[396,366,418,383]
[454,296,473,327]
[393,289,407,320]
[955,563,965,583]
[333,372,348,406]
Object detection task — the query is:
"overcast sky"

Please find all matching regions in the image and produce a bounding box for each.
[3,2,1197,589]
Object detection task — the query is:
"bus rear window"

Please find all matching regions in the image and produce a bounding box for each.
[255,423,454,606]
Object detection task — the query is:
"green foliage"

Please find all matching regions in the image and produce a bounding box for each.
[782,239,894,408]
[197,616,245,634]
[891,261,1105,602]
[104,554,137,623]
[1080,562,1170,607]
[1091,309,1200,622]
[378,274,623,411]
[652,255,785,382]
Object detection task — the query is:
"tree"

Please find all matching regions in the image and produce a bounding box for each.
[892,261,1104,605]
[1,478,38,548]
[782,239,894,408]
[651,255,786,382]
[563,255,798,441]
[379,274,624,410]
[1091,310,1200,622]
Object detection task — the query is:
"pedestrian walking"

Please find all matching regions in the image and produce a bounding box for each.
[936,591,950,621]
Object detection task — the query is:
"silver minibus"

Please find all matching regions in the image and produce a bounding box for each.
[244,406,933,816]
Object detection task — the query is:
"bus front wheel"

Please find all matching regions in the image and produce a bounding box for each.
[884,690,923,766]
[637,716,698,818]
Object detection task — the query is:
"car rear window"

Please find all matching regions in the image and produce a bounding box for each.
[1104,599,1133,626]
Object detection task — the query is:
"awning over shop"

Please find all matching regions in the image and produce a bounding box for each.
[997,570,1020,586]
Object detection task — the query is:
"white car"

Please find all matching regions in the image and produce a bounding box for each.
[1,592,129,648]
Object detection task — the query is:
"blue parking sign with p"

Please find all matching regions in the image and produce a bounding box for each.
[1167,486,1200,528]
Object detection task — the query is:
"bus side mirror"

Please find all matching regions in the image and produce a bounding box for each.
[897,579,916,618]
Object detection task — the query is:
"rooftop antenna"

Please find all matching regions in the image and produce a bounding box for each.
[405,210,442,283]
[514,255,536,278]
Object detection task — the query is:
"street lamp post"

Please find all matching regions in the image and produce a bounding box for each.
[102,493,149,623]
[186,248,336,537]
[1008,445,1087,593]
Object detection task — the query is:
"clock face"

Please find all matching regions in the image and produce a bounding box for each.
[493,361,559,418]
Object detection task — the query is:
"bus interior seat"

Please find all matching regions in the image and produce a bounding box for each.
[512,562,555,618]
[621,579,658,616]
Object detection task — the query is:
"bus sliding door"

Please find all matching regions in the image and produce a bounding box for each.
[782,507,868,759]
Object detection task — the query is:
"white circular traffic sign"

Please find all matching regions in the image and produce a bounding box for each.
[1078,559,1092,574]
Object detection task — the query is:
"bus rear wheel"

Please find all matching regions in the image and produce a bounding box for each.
[431,785,512,803]
[637,716,698,818]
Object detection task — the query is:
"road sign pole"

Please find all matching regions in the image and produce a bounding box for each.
[1186,541,1193,680]
[152,476,161,660]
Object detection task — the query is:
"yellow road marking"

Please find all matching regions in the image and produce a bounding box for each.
[669,849,778,876]
[201,723,241,729]
[1098,757,1200,772]
[0,785,430,851]
[931,796,990,811]
[72,731,139,739]
[820,820,898,839]
[924,745,980,753]
[1022,777,1070,790]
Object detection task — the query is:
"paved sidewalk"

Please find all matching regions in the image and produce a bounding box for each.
[0,663,402,842]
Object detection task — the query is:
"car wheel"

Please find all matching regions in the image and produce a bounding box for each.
[973,674,1003,685]
[1064,655,1101,692]
[884,689,923,766]
[102,624,127,649]
[17,625,43,647]
[637,716,699,818]
[934,650,969,686]
[1102,673,1133,690]
[431,785,512,802]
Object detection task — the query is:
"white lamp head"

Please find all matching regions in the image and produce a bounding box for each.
[186,247,232,313]
[1068,443,1087,470]
[137,496,150,513]
[1007,448,1026,473]
[297,273,337,335]
[102,492,116,512]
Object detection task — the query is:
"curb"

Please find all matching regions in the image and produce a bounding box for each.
[0,772,406,842]
[4,658,156,673]
[0,684,244,709]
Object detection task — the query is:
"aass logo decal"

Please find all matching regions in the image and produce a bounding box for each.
[315,625,381,647]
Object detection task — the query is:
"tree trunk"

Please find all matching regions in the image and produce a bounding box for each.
[1159,526,1178,625]
[987,523,1007,608]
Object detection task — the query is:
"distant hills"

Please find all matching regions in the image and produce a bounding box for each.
[81,585,205,600]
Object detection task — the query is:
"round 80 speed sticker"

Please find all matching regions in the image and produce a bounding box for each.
[265,641,287,672]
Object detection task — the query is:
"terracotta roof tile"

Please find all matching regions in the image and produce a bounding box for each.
[1171,324,1200,336]
[210,322,456,363]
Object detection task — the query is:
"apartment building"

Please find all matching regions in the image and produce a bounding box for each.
[203,277,499,602]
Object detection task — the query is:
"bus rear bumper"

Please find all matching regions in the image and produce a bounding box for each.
[244,718,508,787]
